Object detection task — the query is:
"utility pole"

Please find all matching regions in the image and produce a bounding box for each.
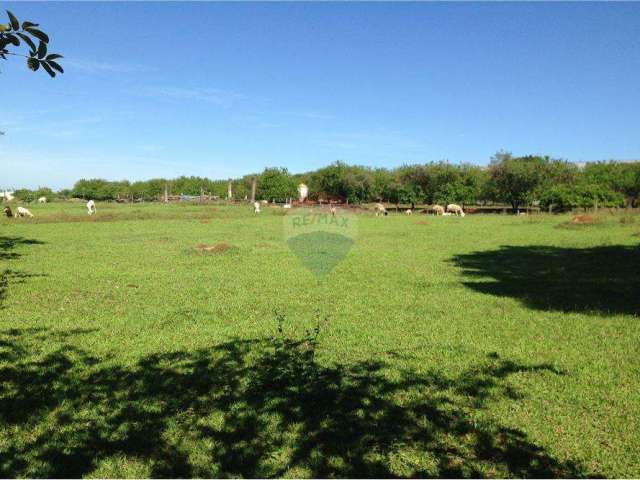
[250,177,257,203]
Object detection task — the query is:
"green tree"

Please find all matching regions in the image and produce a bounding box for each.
[13,188,35,202]
[309,162,374,203]
[35,186,54,200]
[0,10,63,77]
[370,168,394,202]
[72,179,121,201]
[584,161,640,208]
[486,152,547,212]
[539,182,624,211]
[395,165,426,206]
[257,168,297,203]
[57,188,72,199]
[431,163,485,205]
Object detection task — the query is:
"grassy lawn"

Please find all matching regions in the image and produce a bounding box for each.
[1,202,639,477]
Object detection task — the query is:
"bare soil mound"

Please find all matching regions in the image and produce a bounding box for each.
[571,215,595,224]
[195,243,233,254]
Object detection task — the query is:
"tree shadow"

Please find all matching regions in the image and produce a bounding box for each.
[0,327,595,478]
[0,236,46,309]
[451,245,640,316]
[0,236,45,261]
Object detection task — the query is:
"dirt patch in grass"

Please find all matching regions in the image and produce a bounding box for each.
[255,242,273,248]
[572,215,595,224]
[195,243,234,254]
[414,221,429,225]
[557,215,602,229]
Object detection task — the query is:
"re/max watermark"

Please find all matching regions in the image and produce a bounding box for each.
[290,213,350,228]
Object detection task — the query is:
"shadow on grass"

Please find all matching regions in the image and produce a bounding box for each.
[452,245,640,316]
[0,236,45,261]
[0,327,594,478]
[0,236,46,309]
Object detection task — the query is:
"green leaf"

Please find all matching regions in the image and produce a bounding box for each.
[47,59,63,74]
[21,21,38,29]
[7,10,19,31]
[46,53,63,61]
[41,61,56,77]
[6,33,19,46]
[16,32,36,53]
[27,56,39,71]
[24,27,48,43]
[37,40,46,59]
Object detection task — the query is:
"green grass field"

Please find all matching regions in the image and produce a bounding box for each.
[1,202,639,478]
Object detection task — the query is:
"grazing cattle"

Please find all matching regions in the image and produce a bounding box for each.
[15,206,34,218]
[3,206,13,217]
[38,196,47,204]
[405,209,412,215]
[446,204,465,217]
[375,203,388,217]
[432,205,445,216]
[254,201,261,213]
[283,204,292,209]
[330,206,337,216]
[86,200,96,215]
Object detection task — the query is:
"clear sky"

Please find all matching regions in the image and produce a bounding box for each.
[2,2,639,189]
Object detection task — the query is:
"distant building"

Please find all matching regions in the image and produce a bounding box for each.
[1,190,14,202]
[298,183,309,202]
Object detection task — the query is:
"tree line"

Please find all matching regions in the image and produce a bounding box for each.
[9,153,640,211]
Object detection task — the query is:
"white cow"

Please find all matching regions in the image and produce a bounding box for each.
[254,201,261,213]
[283,203,292,209]
[330,206,337,216]
[446,204,465,217]
[15,206,34,218]
[86,200,96,215]
[405,209,412,215]
[432,205,445,216]
[38,196,47,204]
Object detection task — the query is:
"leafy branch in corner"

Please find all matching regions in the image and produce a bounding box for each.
[0,10,63,77]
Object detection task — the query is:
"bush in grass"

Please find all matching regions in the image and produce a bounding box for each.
[539,183,624,211]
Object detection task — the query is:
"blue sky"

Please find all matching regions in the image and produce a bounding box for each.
[2,2,640,189]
